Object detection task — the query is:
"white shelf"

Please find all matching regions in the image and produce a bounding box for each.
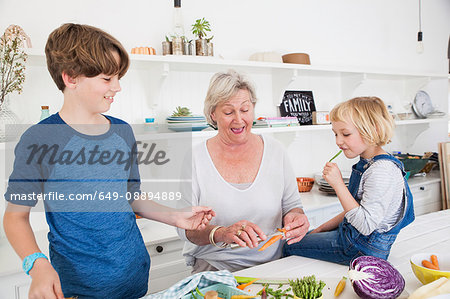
[26,49,448,79]
[1,117,446,148]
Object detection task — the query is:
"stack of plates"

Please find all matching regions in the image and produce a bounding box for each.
[315,171,351,195]
[166,116,209,132]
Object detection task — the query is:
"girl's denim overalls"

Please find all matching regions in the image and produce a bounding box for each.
[283,154,415,265]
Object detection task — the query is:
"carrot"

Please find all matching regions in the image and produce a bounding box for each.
[431,255,440,270]
[258,234,283,252]
[237,278,259,290]
[334,276,346,296]
[422,259,439,270]
[277,228,287,234]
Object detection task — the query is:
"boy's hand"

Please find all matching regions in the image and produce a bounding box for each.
[175,206,215,230]
[322,162,345,189]
[29,259,64,299]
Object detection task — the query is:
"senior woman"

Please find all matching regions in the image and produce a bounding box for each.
[176,70,309,273]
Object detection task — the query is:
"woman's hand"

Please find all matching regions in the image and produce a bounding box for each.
[174,206,216,230]
[28,259,64,299]
[216,221,266,249]
[322,162,345,189]
[282,210,309,245]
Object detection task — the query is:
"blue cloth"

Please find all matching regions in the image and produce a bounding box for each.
[144,270,237,299]
[283,154,414,265]
[5,113,150,298]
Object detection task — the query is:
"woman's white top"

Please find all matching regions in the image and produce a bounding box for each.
[176,135,303,272]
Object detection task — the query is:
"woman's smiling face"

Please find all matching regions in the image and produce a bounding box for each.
[212,88,254,145]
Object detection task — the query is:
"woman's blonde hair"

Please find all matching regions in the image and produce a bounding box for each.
[330,97,395,146]
[204,70,257,127]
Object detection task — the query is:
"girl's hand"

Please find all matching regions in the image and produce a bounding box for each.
[175,206,216,230]
[282,212,309,245]
[217,221,266,249]
[323,162,345,189]
[29,259,64,299]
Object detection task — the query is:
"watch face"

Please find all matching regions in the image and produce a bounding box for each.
[23,259,31,271]
[413,90,433,118]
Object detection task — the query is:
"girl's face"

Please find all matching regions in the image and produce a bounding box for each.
[211,89,254,145]
[332,119,372,159]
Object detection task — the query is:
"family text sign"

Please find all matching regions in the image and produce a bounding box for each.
[280,90,316,125]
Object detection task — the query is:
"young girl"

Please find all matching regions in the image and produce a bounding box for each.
[283,96,414,265]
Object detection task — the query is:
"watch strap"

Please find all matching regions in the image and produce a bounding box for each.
[23,252,48,275]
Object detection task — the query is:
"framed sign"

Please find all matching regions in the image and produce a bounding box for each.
[279,90,316,125]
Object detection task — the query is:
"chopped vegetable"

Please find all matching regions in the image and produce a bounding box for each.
[349,256,405,299]
[237,278,259,290]
[258,234,283,251]
[334,276,346,297]
[431,255,440,270]
[422,259,439,270]
[195,287,204,297]
[257,284,293,299]
[234,276,289,285]
[409,277,450,299]
[289,275,325,299]
[277,228,287,234]
[204,290,219,299]
[260,286,267,299]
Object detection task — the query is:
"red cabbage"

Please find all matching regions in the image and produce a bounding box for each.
[349,256,405,299]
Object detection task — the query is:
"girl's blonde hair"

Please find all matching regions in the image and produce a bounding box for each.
[204,70,257,127]
[330,97,395,146]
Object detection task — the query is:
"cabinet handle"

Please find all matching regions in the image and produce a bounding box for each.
[419,186,425,191]
[156,245,164,253]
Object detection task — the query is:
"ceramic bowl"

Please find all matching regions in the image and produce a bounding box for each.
[297,177,314,192]
[282,53,311,65]
[410,253,450,284]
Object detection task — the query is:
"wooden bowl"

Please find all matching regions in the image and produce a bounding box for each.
[282,53,311,65]
[297,177,314,192]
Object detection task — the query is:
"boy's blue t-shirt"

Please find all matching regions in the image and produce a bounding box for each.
[5,113,150,298]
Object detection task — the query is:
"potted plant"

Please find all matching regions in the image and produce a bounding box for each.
[191,18,211,56]
[162,36,172,55]
[1,25,27,104]
[206,35,214,56]
[0,25,28,141]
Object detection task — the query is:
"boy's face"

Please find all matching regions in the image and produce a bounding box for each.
[70,51,122,114]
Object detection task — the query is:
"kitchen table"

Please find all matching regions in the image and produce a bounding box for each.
[233,209,450,298]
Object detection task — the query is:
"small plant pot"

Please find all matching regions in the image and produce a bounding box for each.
[195,39,208,56]
[207,42,214,56]
[183,42,194,55]
[172,37,183,55]
[162,41,172,55]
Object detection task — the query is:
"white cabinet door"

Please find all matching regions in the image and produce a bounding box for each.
[146,238,191,294]
[410,182,441,216]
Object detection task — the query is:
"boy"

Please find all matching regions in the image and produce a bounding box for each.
[3,23,214,298]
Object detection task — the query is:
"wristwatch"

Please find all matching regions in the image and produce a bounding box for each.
[23,252,48,275]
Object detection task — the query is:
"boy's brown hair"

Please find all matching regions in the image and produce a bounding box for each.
[45,23,129,92]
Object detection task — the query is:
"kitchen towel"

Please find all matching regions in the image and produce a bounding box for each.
[144,270,237,299]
